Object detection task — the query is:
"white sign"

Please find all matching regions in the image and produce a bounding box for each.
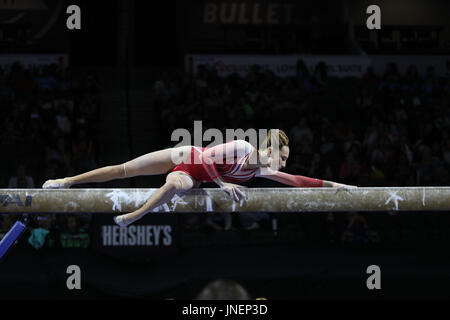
[0,54,69,70]
[371,55,450,77]
[186,54,371,78]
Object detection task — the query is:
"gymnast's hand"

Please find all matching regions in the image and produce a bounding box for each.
[220,182,246,202]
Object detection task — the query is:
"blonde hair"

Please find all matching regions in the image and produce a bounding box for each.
[263,129,289,149]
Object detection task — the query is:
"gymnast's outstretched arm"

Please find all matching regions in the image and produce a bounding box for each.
[256,168,357,188]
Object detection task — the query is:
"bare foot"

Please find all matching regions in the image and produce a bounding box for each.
[114,215,130,227]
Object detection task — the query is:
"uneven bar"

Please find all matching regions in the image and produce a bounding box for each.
[0,187,449,214]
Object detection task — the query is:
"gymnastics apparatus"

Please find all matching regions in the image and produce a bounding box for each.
[1,186,450,259]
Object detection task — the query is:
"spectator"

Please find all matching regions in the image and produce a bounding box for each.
[295,59,313,90]
[72,138,97,173]
[182,213,202,230]
[324,212,340,244]
[361,66,379,88]
[239,212,270,230]
[339,152,361,184]
[55,105,72,135]
[0,121,24,145]
[8,164,34,188]
[307,153,322,177]
[0,214,14,240]
[290,118,313,146]
[71,128,97,172]
[28,214,59,249]
[394,154,414,186]
[416,145,442,185]
[25,107,45,145]
[423,66,437,95]
[8,62,37,101]
[313,61,328,87]
[59,214,90,248]
[33,64,57,92]
[341,212,379,243]
[403,65,421,93]
[206,213,232,231]
[46,137,72,171]
[356,86,374,110]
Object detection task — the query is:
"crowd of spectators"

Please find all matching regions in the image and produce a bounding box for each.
[0,61,100,187]
[0,61,100,249]
[153,60,450,190]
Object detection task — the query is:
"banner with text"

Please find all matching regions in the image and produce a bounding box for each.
[371,55,450,77]
[0,54,69,70]
[186,54,371,78]
[91,213,179,262]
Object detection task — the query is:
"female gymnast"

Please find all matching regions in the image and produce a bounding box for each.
[42,130,356,227]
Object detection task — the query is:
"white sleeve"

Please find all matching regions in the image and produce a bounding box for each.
[232,140,255,158]
[254,167,277,177]
[204,140,256,165]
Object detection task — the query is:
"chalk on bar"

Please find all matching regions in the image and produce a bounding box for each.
[0,221,26,261]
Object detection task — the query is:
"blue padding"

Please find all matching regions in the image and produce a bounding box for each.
[0,221,26,260]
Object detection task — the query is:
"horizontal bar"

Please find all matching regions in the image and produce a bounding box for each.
[0,187,449,214]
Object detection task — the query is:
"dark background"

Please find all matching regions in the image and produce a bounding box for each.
[1,0,450,302]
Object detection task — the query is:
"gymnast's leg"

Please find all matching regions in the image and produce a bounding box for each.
[42,146,191,188]
[114,171,196,227]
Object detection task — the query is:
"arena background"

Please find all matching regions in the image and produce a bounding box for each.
[1,0,450,301]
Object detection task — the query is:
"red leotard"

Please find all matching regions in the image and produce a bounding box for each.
[171,141,258,183]
[171,140,323,187]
